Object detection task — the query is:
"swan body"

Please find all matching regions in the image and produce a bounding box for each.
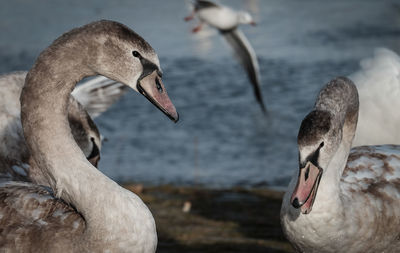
[185,0,266,112]
[351,48,400,147]
[0,20,178,252]
[281,77,400,253]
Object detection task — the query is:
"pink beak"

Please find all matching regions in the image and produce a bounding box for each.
[290,161,323,214]
[137,70,179,123]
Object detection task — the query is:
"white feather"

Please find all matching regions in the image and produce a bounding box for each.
[72,76,129,118]
[351,48,400,146]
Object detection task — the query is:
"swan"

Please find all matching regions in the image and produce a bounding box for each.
[351,48,400,147]
[281,77,400,253]
[184,0,266,113]
[0,20,178,252]
[0,71,127,184]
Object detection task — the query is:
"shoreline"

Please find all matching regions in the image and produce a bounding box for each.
[123,184,294,253]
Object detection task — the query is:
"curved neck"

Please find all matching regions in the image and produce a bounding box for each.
[20,36,156,250]
[313,78,359,211]
[315,78,359,150]
[21,42,95,200]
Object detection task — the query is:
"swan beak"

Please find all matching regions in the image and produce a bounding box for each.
[137,70,179,123]
[290,161,323,214]
[88,155,100,168]
[250,21,256,26]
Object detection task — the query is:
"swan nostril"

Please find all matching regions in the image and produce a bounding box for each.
[305,165,310,181]
[292,198,301,208]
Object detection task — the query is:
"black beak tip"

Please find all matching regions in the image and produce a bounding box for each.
[291,198,301,209]
[173,112,179,123]
[166,111,179,123]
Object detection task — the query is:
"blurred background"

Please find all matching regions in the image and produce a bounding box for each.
[1,0,399,189]
[2,1,400,252]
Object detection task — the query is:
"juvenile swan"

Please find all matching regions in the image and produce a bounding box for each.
[281,77,400,253]
[0,20,178,252]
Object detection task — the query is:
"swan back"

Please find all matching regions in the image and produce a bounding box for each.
[351,48,400,146]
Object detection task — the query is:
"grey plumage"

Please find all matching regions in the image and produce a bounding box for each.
[1,20,161,252]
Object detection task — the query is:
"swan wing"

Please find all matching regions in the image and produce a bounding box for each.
[0,72,31,180]
[72,76,129,118]
[0,181,85,249]
[342,145,400,196]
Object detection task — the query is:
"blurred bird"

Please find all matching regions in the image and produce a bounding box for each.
[185,0,266,113]
[350,48,400,147]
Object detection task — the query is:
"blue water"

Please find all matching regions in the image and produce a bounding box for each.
[1,0,399,187]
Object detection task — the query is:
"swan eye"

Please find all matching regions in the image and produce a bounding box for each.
[155,77,163,93]
[132,51,141,58]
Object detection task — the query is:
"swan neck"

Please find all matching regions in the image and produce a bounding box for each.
[21,43,95,195]
[315,78,359,148]
[314,78,359,209]
[314,142,349,210]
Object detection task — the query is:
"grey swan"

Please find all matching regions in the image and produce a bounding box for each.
[0,71,128,184]
[281,77,400,253]
[0,20,178,252]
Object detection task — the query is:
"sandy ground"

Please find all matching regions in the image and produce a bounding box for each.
[123,184,295,253]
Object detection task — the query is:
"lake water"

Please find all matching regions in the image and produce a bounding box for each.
[0,0,399,188]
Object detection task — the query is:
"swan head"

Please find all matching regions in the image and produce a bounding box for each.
[85,20,179,122]
[290,110,341,214]
[237,11,256,26]
[68,97,101,167]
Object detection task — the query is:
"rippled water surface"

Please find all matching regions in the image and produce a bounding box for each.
[1,0,399,187]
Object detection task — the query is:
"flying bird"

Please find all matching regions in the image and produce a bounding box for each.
[185,0,266,113]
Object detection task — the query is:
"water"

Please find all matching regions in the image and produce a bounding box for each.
[0,0,399,188]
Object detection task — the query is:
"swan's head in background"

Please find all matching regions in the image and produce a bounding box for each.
[290,109,341,214]
[78,20,179,122]
[67,97,101,167]
[237,11,256,26]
